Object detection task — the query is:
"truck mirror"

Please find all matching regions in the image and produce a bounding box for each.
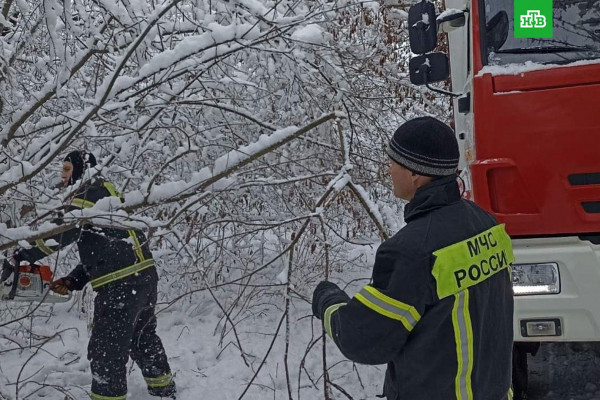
[485,11,509,52]
[437,9,466,33]
[409,52,450,85]
[408,1,438,54]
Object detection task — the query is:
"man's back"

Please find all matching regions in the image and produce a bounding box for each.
[312,117,514,400]
[380,176,514,400]
[321,176,513,400]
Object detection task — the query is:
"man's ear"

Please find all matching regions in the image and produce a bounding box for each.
[413,173,433,188]
[411,172,420,183]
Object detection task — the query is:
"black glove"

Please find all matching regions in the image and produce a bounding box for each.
[312,281,350,320]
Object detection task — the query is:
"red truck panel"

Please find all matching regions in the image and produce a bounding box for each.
[470,0,600,236]
[470,67,600,236]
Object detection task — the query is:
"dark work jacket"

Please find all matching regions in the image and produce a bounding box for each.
[326,175,514,400]
[16,178,157,290]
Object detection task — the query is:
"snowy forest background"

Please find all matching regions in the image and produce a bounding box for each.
[0,0,452,398]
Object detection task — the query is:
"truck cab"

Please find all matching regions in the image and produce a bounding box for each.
[408,0,600,397]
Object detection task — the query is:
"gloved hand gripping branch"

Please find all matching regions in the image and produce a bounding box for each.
[312,281,350,320]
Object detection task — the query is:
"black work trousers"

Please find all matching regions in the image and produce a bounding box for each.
[88,280,172,398]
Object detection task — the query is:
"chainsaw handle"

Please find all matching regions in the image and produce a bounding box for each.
[1,258,15,282]
[8,262,19,300]
[1,253,21,300]
[43,288,72,303]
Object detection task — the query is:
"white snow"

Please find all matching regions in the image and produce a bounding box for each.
[478,58,600,77]
[291,25,325,45]
[45,239,59,246]
[0,242,385,400]
[349,182,386,232]
[2,0,599,397]
[213,126,298,175]
[437,8,463,21]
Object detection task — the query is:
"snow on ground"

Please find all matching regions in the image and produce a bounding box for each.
[0,243,385,400]
[3,240,600,400]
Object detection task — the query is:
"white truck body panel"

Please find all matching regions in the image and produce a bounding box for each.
[513,236,600,341]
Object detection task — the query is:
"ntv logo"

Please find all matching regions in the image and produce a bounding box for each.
[514,1,552,38]
[520,10,547,28]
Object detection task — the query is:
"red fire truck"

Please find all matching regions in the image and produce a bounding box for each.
[408,0,600,397]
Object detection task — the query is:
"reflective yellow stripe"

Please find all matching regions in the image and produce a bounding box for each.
[354,285,421,331]
[452,292,463,400]
[508,387,514,400]
[363,286,421,321]
[128,229,145,262]
[90,393,126,400]
[144,373,173,388]
[102,181,145,262]
[72,198,95,209]
[464,290,474,400]
[452,289,473,400]
[35,239,54,256]
[323,303,345,338]
[102,181,121,197]
[90,259,154,289]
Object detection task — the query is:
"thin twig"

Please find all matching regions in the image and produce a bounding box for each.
[284,233,295,400]
[236,311,286,400]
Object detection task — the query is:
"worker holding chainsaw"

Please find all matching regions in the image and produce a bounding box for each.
[3,151,176,400]
[311,117,515,400]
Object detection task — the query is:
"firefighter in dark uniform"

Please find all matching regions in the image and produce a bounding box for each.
[312,117,515,400]
[11,151,176,400]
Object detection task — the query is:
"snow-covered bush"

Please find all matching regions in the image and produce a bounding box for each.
[0,0,450,398]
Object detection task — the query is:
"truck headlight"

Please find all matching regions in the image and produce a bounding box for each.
[512,262,560,295]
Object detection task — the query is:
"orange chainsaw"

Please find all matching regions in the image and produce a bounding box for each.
[1,261,71,303]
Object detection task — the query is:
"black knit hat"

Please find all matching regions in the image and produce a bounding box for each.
[387,117,459,177]
[64,151,97,185]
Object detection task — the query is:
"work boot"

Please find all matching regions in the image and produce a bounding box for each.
[148,381,176,399]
